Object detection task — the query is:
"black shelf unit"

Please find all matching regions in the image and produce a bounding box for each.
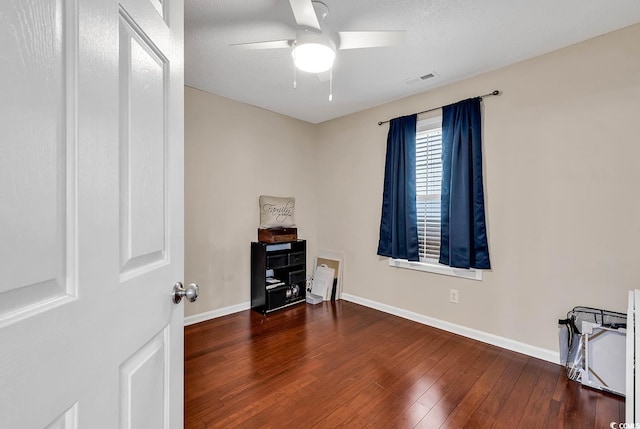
[251,240,306,313]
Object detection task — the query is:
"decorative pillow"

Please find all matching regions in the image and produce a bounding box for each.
[259,195,296,228]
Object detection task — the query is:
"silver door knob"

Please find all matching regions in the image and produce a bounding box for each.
[172,282,199,304]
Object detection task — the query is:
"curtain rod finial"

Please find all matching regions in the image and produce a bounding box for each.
[492,90,500,95]
[378,121,383,126]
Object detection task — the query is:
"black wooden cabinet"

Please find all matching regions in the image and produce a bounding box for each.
[251,240,306,313]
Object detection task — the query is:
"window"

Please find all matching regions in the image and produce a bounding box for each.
[388,116,482,280]
[415,117,442,262]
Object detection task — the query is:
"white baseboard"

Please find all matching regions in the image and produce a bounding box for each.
[341,293,560,364]
[184,301,251,326]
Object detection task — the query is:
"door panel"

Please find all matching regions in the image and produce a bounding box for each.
[119,11,168,277]
[0,0,74,319]
[120,329,169,429]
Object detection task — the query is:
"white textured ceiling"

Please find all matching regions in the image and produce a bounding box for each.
[185,0,640,124]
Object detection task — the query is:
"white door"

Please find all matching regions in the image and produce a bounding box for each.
[627,290,639,424]
[0,0,186,427]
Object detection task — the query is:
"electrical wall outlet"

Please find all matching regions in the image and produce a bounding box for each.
[449,289,459,304]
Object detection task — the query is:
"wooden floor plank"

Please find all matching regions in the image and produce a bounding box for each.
[493,357,546,428]
[469,351,528,422]
[516,361,563,428]
[595,390,625,428]
[439,349,513,428]
[184,300,625,428]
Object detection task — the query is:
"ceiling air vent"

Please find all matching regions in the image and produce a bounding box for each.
[406,71,439,85]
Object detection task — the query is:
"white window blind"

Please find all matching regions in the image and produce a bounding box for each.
[416,119,442,261]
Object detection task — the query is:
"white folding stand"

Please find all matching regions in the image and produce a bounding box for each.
[580,320,626,396]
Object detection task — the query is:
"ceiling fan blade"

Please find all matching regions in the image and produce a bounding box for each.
[289,0,321,32]
[230,39,293,50]
[337,31,405,50]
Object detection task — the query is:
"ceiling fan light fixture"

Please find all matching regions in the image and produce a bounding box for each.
[292,42,336,73]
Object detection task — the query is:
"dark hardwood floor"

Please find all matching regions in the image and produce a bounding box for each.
[184,300,624,428]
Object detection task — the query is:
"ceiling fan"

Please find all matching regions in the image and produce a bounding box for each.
[231,0,405,98]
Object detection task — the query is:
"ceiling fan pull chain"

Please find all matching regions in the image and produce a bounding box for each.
[329,68,333,101]
[293,65,297,89]
[293,41,297,89]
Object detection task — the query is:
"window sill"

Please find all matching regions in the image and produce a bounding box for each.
[388,258,483,281]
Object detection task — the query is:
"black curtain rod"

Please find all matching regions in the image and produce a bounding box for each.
[377,90,501,126]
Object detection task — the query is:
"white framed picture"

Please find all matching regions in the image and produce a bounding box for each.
[314,249,344,301]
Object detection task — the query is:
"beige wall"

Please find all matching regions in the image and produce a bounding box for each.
[184,87,317,317]
[185,23,640,353]
[314,23,640,352]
